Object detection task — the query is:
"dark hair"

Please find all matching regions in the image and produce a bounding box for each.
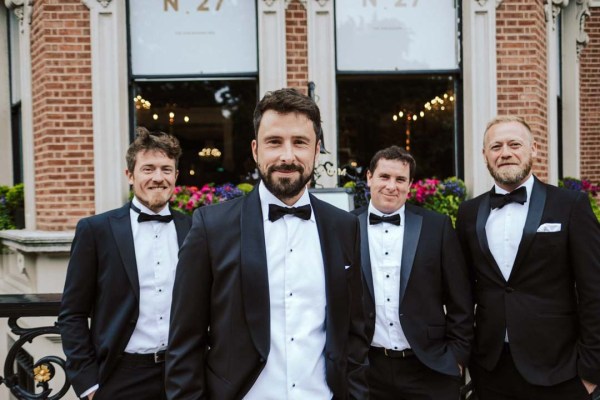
[368,145,416,181]
[253,88,322,140]
[126,127,182,172]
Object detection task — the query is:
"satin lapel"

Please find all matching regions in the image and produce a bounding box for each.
[240,188,270,359]
[109,204,140,301]
[171,209,190,247]
[400,208,422,304]
[510,179,546,280]
[358,210,375,301]
[311,195,346,349]
[476,191,506,282]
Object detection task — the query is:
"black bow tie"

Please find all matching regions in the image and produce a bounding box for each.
[268,204,312,222]
[369,213,401,226]
[490,186,527,210]
[131,203,173,223]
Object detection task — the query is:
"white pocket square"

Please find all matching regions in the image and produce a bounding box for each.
[345,265,352,270]
[537,223,561,233]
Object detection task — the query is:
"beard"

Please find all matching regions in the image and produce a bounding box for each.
[257,162,314,201]
[487,157,533,187]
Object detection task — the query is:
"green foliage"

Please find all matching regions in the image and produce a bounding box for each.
[0,183,25,230]
[408,177,467,227]
[559,177,600,222]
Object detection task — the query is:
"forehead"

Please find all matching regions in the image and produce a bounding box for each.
[485,121,530,145]
[135,149,175,166]
[373,158,410,176]
[257,110,316,138]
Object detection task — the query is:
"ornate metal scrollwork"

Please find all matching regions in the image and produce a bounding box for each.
[0,317,70,400]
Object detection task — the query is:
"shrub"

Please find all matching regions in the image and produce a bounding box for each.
[0,183,25,230]
[559,177,600,222]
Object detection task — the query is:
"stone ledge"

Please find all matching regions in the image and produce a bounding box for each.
[0,230,74,253]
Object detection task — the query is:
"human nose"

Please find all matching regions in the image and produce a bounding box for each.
[499,144,512,158]
[151,169,165,181]
[279,141,295,162]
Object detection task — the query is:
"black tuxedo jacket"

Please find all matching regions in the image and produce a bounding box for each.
[353,204,473,376]
[456,177,600,386]
[165,187,369,400]
[58,203,191,396]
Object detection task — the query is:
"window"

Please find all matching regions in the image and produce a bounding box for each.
[133,80,257,185]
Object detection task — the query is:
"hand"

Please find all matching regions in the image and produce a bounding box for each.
[582,378,597,395]
[458,364,463,377]
[88,392,95,400]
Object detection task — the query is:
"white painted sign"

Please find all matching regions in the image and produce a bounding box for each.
[129,0,257,76]
[336,0,458,72]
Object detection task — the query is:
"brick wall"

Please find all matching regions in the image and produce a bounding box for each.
[30,0,94,231]
[496,0,549,182]
[285,0,308,94]
[580,10,600,185]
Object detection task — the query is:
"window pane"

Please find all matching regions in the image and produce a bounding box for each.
[133,80,258,186]
[337,75,457,180]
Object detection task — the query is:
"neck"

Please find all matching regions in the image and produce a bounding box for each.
[496,174,532,192]
[278,187,307,206]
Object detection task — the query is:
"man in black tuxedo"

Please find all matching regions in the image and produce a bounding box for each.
[353,146,473,400]
[58,128,192,399]
[456,116,600,399]
[165,88,368,400]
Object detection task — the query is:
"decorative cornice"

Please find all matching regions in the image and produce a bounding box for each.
[474,0,504,8]
[576,0,591,59]
[263,0,277,7]
[545,0,569,29]
[315,0,329,6]
[81,0,112,10]
[5,0,32,26]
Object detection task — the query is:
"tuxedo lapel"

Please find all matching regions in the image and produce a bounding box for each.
[476,191,506,282]
[311,196,347,350]
[510,178,547,279]
[240,188,270,360]
[109,204,140,301]
[358,210,375,301]
[400,207,422,304]
[171,208,189,247]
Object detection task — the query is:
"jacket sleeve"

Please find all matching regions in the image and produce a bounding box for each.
[570,193,600,385]
[440,215,474,367]
[58,218,100,396]
[347,217,370,399]
[166,209,212,400]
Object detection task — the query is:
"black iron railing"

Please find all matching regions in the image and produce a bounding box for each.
[0,293,70,400]
[0,293,476,400]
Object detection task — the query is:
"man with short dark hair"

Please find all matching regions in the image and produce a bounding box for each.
[166,88,369,400]
[456,116,600,399]
[354,145,473,400]
[59,128,191,400]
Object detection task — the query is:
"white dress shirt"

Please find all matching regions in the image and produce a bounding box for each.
[126,197,179,353]
[485,176,534,343]
[244,182,331,400]
[485,175,534,282]
[368,202,411,351]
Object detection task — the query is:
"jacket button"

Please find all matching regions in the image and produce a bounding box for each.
[130,319,136,324]
[505,286,515,293]
[259,357,265,363]
[369,312,375,319]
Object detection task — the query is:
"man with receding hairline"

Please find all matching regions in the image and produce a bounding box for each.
[456,116,600,400]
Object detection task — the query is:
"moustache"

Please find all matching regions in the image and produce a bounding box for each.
[269,164,304,174]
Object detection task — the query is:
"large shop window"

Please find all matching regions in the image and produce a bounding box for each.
[335,0,461,181]
[128,0,258,186]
